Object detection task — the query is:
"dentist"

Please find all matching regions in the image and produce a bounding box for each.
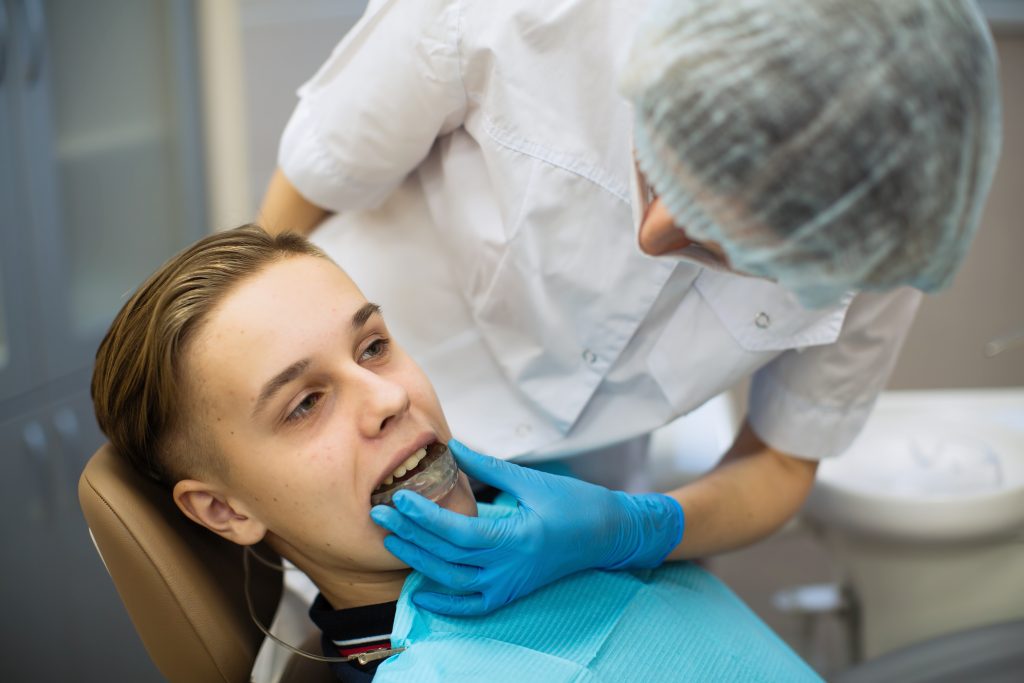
[260,0,1001,615]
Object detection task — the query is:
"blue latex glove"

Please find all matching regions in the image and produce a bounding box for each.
[370,439,684,616]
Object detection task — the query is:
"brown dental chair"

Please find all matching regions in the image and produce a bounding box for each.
[79,444,336,683]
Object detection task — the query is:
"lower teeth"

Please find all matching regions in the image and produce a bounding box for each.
[371,444,459,508]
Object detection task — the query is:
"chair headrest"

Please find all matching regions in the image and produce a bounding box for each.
[79,444,283,683]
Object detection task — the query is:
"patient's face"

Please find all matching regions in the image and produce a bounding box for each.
[187,255,476,576]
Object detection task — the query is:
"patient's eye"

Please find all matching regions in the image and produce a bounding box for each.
[286,392,322,423]
[360,337,390,362]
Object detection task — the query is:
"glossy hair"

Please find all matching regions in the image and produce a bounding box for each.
[91,224,328,485]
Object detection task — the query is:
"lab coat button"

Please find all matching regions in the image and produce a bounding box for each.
[582,349,598,365]
[755,312,771,329]
[516,423,532,436]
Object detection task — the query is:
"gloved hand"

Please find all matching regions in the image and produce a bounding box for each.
[370,439,684,616]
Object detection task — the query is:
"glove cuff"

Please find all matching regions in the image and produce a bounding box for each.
[604,493,685,570]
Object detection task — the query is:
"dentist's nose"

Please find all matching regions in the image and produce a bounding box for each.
[356,371,410,437]
[638,198,693,256]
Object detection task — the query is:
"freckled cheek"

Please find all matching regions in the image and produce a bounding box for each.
[296,449,341,484]
[406,380,447,423]
[293,445,363,507]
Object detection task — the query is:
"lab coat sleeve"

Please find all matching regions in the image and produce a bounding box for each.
[747,287,923,460]
[277,0,467,212]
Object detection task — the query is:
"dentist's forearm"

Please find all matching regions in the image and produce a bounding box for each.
[662,422,818,560]
[258,167,332,236]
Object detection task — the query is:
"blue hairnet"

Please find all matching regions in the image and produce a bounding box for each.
[621,0,1002,307]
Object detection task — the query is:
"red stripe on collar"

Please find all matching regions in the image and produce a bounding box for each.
[337,640,393,657]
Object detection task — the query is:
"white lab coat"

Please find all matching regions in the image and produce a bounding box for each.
[279,0,921,462]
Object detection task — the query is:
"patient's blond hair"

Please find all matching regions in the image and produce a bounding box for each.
[91,224,327,485]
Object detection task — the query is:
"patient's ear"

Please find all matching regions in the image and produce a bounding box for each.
[173,479,267,546]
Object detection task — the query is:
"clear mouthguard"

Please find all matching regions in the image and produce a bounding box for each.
[371,442,459,508]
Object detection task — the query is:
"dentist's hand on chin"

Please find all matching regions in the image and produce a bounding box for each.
[370,439,685,616]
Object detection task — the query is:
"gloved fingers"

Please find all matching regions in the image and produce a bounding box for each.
[393,489,515,550]
[371,504,487,566]
[448,438,548,500]
[412,590,496,617]
[382,535,483,593]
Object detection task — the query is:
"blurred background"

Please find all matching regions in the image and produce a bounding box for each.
[0,1,1021,680]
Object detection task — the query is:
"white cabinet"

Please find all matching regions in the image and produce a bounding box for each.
[1,1,205,680]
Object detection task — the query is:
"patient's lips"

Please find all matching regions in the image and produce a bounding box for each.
[371,441,458,508]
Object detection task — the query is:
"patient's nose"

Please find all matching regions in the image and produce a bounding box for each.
[356,371,410,436]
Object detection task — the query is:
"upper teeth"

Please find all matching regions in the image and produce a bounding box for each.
[382,447,427,486]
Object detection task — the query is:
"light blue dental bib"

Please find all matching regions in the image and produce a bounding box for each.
[373,513,821,681]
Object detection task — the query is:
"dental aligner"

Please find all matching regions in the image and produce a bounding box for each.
[371,442,458,507]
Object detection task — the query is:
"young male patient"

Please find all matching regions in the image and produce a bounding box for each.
[91,225,821,682]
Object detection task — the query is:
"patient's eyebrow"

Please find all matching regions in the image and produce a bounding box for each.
[352,302,381,330]
[251,302,382,418]
[253,359,311,418]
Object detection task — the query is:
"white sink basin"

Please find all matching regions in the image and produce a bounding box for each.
[807,388,1024,543]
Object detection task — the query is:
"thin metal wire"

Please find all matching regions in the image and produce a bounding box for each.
[242,546,405,665]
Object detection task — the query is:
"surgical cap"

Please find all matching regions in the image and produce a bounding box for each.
[621,0,1002,307]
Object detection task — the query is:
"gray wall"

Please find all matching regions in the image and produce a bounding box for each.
[240,0,367,211]
[889,34,1024,390]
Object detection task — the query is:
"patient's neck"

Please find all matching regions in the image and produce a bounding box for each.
[267,536,412,610]
[316,567,412,611]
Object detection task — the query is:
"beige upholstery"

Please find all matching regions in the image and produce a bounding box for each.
[79,444,335,683]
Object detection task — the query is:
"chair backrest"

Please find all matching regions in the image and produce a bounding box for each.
[79,443,285,683]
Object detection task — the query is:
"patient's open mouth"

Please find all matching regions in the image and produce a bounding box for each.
[371,441,458,507]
